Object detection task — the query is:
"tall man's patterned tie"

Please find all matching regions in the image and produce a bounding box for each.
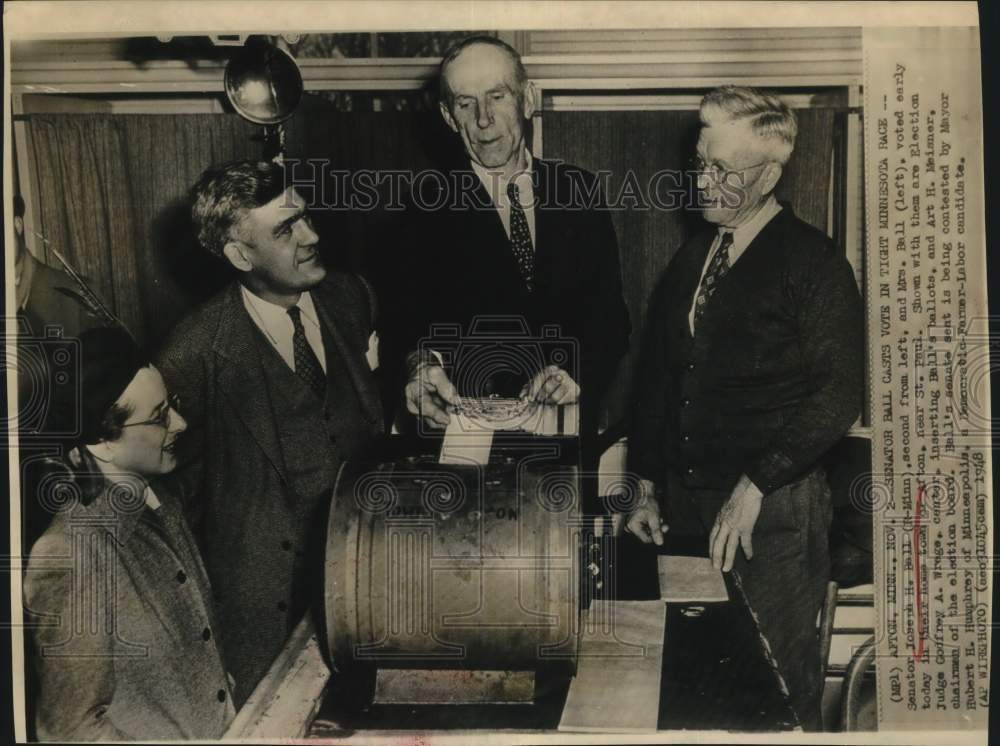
[693,230,734,328]
[506,182,534,291]
[287,306,326,399]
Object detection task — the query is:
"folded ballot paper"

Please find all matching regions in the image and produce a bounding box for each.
[439,396,579,465]
[657,555,729,603]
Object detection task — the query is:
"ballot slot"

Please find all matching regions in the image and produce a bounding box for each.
[440,399,581,466]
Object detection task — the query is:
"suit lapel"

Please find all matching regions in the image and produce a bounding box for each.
[452,166,528,284]
[142,500,220,629]
[532,158,561,291]
[312,286,381,424]
[467,170,509,244]
[211,284,290,487]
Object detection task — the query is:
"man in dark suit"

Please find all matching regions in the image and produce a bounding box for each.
[377,36,630,437]
[14,193,99,548]
[13,194,89,341]
[625,86,864,730]
[156,161,384,706]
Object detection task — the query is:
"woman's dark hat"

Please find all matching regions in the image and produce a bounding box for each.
[51,327,150,445]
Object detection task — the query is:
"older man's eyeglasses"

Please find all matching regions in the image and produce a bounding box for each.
[690,154,772,185]
[121,393,181,430]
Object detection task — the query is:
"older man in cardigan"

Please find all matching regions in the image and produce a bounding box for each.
[626,86,864,730]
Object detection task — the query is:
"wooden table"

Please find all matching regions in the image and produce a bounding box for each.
[610,533,798,731]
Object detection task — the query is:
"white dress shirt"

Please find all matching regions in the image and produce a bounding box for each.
[144,484,162,511]
[470,148,537,247]
[688,195,783,334]
[241,287,327,373]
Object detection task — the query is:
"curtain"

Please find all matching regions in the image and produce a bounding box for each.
[542,109,836,428]
[24,111,446,345]
[25,116,146,338]
[117,115,261,342]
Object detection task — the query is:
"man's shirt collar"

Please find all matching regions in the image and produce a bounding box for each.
[469,148,534,207]
[721,194,782,255]
[240,286,319,329]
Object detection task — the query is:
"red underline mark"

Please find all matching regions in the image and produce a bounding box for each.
[912,484,926,661]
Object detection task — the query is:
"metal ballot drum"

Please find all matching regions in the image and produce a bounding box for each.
[323,439,583,702]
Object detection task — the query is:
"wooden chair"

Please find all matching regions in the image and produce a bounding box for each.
[839,635,877,730]
[817,580,839,731]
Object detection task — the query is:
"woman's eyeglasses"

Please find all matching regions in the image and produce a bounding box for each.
[121,393,181,430]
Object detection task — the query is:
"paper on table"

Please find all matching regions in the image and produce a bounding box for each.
[658,555,728,603]
[558,600,665,733]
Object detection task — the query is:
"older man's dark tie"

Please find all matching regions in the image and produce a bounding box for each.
[287,306,326,399]
[693,230,734,329]
[506,182,534,290]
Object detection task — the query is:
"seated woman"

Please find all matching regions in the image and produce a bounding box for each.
[24,327,235,740]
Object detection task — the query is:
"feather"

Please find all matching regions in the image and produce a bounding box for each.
[51,286,113,323]
[31,231,133,338]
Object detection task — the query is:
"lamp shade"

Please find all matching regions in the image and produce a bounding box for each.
[223,39,303,125]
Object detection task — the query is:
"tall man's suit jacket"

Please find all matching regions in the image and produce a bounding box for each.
[24,487,235,741]
[155,271,383,706]
[377,156,631,432]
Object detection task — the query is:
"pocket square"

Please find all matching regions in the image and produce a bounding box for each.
[366,331,380,371]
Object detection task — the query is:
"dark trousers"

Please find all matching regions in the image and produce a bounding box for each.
[663,468,833,731]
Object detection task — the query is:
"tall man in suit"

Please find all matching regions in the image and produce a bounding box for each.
[378,36,630,436]
[156,161,384,705]
[13,193,98,547]
[625,86,864,729]
[13,194,89,339]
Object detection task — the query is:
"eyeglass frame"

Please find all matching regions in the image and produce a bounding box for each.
[690,154,773,185]
[120,392,181,430]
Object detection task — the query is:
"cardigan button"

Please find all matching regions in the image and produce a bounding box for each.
[278,601,288,612]
[281,540,292,551]
[681,397,692,407]
[202,627,212,641]
[217,689,227,703]
[686,467,694,476]
[176,570,187,584]
[682,434,691,443]
[687,362,696,371]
